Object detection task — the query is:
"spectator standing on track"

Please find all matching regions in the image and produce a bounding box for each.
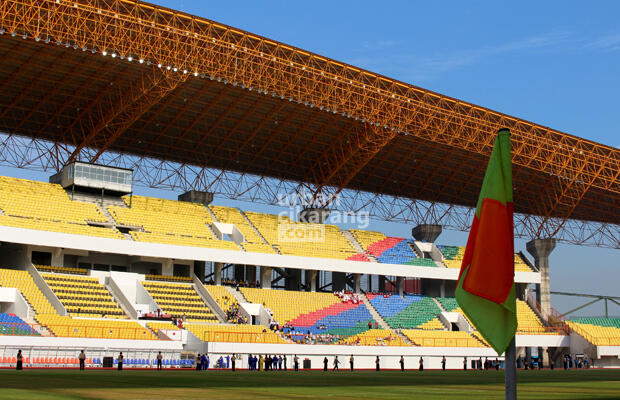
[201,353,206,370]
[495,357,500,370]
[293,355,299,371]
[399,356,405,372]
[478,357,483,370]
[231,354,236,371]
[323,356,328,371]
[349,355,354,371]
[441,356,446,371]
[79,350,86,370]
[259,355,264,371]
[16,349,23,370]
[419,357,423,371]
[117,352,123,371]
[375,356,380,371]
[283,354,287,371]
[463,357,467,370]
[279,355,283,370]
[156,352,163,370]
[196,354,202,371]
[333,356,340,371]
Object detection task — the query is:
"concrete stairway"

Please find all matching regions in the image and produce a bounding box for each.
[238,210,282,254]
[359,293,390,329]
[225,285,249,304]
[191,278,227,323]
[360,293,414,345]
[341,230,377,261]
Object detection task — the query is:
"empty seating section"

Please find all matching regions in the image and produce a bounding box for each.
[438,245,464,268]
[368,294,441,329]
[437,297,459,312]
[240,288,373,336]
[241,287,339,325]
[142,281,217,322]
[42,273,126,318]
[146,321,181,331]
[351,230,434,266]
[402,330,486,347]
[0,176,122,239]
[568,318,620,346]
[245,212,357,259]
[36,315,157,340]
[0,215,123,239]
[36,265,88,275]
[108,196,238,250]
[185,323,288,344]
[341,329,407,346]
[514,254,533,272]
[0,313,39,335]
[210,207,275,253]
[439,246,533,272]
[349,229,386,252]
[0,268,56,315]
[145,274,192,283]
[516,300,548,334]
[297,302,374,336]
[204,284,238,315]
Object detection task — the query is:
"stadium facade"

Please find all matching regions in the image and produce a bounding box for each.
[0,0,617,370]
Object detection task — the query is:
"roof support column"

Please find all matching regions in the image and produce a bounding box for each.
[260,266,272,289]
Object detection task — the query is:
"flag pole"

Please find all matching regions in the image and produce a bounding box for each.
[505,337,517,400]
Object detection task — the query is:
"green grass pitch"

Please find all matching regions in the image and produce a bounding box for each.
[0,369,618,399]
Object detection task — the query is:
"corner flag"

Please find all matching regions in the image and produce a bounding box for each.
[455,128,517,355]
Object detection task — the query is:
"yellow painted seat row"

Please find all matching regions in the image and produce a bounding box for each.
[402,329,486,347]
[184,323,288,344]
[37,315,157,340]
[142,281,218,322]
[341,329,408,346]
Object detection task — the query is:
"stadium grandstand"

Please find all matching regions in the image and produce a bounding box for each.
[0,0,616,372]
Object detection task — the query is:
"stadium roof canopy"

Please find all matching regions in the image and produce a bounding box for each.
[0,0,618,247]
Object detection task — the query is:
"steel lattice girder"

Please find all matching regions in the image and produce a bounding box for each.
[0,0,617,248]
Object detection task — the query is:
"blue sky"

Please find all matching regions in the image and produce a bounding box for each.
[3,1,619,315]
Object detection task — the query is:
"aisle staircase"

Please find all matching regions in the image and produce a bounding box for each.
[342,231,378,262]
[225,285,249,304]
[359,293,390,329]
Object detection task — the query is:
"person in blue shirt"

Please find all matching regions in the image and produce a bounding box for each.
[272,355,278,371]
[206,354,210,370]
[201,353,207,370]
[278,355,283,370]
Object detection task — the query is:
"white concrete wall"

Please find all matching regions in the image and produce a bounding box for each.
[206,342,502,370]
[0,335,183,350]
[0,287,30,320]
[0,226,540,284]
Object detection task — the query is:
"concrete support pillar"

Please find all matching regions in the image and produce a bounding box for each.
[51,248,63,267]
[378,275,386,292]
[353,274,362,293]
[234,265,245,282]
[526,238,556,319]
[162,259,174,276]
[527,238,556,369]
[193,261,205,281]
[411,224,443,243]
[285,268,301,291]
[397,276,404,297]
[260,266,272,289]
[440,280,446,298]
[247,266,257,285]
[214,262,223,285]
[306,270,318,292]
[332,272,346,292]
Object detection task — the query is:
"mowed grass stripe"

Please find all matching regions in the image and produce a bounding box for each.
[0,369,617,400]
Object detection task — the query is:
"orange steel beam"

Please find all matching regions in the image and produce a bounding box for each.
[1,0,616,195]
[66,69,184,163]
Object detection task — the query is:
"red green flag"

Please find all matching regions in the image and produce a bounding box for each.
[455,128,517,355]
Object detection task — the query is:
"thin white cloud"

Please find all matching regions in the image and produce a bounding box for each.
[346,31,571,84]
[589,33,620,51]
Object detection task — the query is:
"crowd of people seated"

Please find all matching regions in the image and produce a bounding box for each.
[334,290,361,304]
[204,278,261,288]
